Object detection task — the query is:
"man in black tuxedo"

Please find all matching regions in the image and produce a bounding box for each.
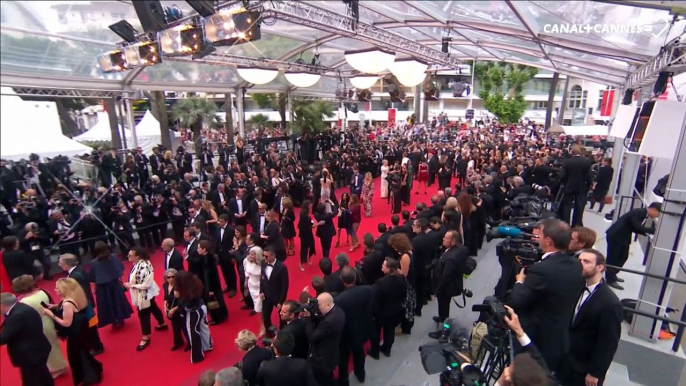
[605,203,660,290]
[350,168,363,196]
[559,145,594,227]
[304,292,345,386]
[161,238,184,271]
[411,218,437,317]
[59,254,105,356]
[257,330,317,386]
[373,223,394,258]
[335,266,375,385]
[184,229,203,277]
[561,249,622,386]
[229,188,248,227]
[279,300,309,359]
[1,293,54,386]
[509,218,584,372]
[429,230,469,339]
[215,215,236,297]
[1,236,41,282]
[259,247,289,330]
[252,203,269,238]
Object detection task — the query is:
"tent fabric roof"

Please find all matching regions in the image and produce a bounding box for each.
[135,110,161,137]
[74,112,129,142]
[1,1,683,94]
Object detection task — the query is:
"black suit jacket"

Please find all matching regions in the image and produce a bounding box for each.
[411,232,438,276]
[257,356,317,386]
[606,208,653,243]
[259,260,289,304]
[280,317,309,359]
[314,210,337,239]
[373,273,407,321]
[560,155,594,194]
[68,265,95,306]
[241,346,274,386]
[215,225,235,258]
[508,252,584,371]
[0,302,52,368]
[165,249,185,272]
[186,238,203,277]
[569,281,623,380]
[229,196,248,225]
[324,269,345,295]
[335,285,375,348]
[361,249,385,285]
[2,249,39,281]
[594,165,614,194]
[305,305,346,371]
[264,221,286,252]
[433,246,469,297]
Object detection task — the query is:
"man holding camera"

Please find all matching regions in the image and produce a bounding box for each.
[429,229,470,339]
[279,299,309,359]
[509,218,583,372]
[303,292,345,386]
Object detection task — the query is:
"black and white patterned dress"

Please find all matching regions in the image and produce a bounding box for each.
[183,297,213,363]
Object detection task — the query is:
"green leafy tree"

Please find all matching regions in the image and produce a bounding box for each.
[171,96,221,141]
[247,113,270,129]
[251,93,287,130]
[476,62,538,124]
[291,100,335,134]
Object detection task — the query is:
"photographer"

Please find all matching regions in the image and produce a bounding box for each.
[496,305,559,386]
[303,292,345,386]
[509,218,584,372]
[429,229,470,339]
[19,222,52,279]
[279,299,309,359]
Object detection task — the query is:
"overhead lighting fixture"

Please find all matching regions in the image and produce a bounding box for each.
[205,10,261,46]
[158,24,204,56]
[185,0,216,17]
[237,67,279,85]
[389,59,428,80]
[123,42,161,67]
[344,49,395,74]
[285,72,321,88]
[349,75,379,89]
[108,20,139,43]
[395,72,427,87]
[98,50,128,73]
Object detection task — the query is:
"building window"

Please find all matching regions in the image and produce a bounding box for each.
[568,85,587,109]
[532,101,547,109]
[597,87,615,110]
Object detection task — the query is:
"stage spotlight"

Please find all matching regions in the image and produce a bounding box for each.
[185,0,216,17]
[622,88,634,105]
[158,24,204,56]
[109,20,139,43]
[98,50,129,73]
[205,10,261,46]
[441,37,452,53]
[123,42,161,67]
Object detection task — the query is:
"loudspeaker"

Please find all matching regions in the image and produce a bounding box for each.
[132,0,168,32]
[622,88,634,105]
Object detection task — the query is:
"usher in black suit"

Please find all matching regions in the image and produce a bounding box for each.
[559,155,594,227]
[305,305,346,386]
[433,245,469,322]
[605,208,654,284]
[335,284,375,385]
[563,281,623,386]
[508,251,584,372]
[259,260,289,329]
[257,356,317,386]
[215,224,236,292]
[0,302,53,386]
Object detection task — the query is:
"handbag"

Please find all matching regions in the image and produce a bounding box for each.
[206,295,220,310]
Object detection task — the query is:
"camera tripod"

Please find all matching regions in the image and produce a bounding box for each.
[473,329,514,385]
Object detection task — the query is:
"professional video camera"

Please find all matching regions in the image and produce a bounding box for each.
[471,297,515,384]
[495,238,543,271]
[504,195,544,218]
[293,297,321,318]
[485,217,540,243]
[419,319,485,386]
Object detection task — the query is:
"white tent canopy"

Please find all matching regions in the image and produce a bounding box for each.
[75,112,130,142]
[562,125,609,136]
[134,110,180,154]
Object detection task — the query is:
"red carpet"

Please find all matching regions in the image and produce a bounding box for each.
[1,179,437,386]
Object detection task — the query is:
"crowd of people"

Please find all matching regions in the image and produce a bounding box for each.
[0,117,657,386]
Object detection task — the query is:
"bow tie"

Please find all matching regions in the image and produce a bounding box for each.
[583,287,591,293]
[266,263,274,267]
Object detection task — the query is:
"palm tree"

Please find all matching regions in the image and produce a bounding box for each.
[251,93,287,131]
[247,113,270,129]
[291,100,335,134]
[171,96,221,142]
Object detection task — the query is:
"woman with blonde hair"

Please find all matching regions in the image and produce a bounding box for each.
[243,246,265,336]
[12,275,68,379]
[202,200,219,235]
[361,172,374,217]
[235,329,273,385]
[42,278,103,385]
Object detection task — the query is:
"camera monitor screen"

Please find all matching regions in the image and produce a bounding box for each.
[627,101,655,152]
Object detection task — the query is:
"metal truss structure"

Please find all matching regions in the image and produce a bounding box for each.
[169,53,356,77]
[6,87,122,99]
[254,1,462,68]
[625,38,686,89]
[293,95,356,102]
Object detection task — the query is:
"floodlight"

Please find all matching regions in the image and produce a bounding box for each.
[158,24,204,56]
[205,10,261,46]
[123,42,161,67]
[98,50,129,73]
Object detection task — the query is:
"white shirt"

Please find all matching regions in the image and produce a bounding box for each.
[265,262,274,280]
[220,226,227,241]
[165,251,172,269]
[574,281,601,320]
[237,198,243,214]
[259,216,266,233]
[185,239,195,259]
[68,266,76,276]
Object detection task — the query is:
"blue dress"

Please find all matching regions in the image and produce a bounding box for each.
[89,256,133,327]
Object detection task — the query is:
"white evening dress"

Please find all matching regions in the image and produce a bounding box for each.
[243,259,263,313]
[321,178,333,213]
[380,165,390,198]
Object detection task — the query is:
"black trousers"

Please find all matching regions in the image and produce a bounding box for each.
[172,218,185,242]
[262,298,277,329]
[138,297,166,335]
[218,254,237,291]
[415,270,430,314]
[320,235,333,260]
[300,236,316,264]
[561,192,587,227]
[20,362,54,386]
[171,314,189,347]
[370,314,402,356]
[309,362,334,386]
[437,293,452,322]
[338,344,366,385]
[606,238,630,283]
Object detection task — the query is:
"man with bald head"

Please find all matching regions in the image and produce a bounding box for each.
[161,238,184,271]
[305,292,345,386]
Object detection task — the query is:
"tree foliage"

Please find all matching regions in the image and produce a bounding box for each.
[171,96,221,141]
[247,113,270,128]
[250,93,287,130]
[291,100,335,134]
[475,62,538,124]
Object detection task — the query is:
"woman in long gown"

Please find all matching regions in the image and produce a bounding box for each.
[174,271,213,364]
[89,241,132,329]
[244,246,265,336]
[13,275,68,379]
[196,240,228,325]
[361,172,374,217]
[43,278,103,386]
[380,160,390,200]
[388,234,416,335]
[298,200,317,271]
[320,168,334,213]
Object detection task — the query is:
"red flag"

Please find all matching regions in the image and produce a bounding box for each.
[600,89,615,116]
[387,108,397,127]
